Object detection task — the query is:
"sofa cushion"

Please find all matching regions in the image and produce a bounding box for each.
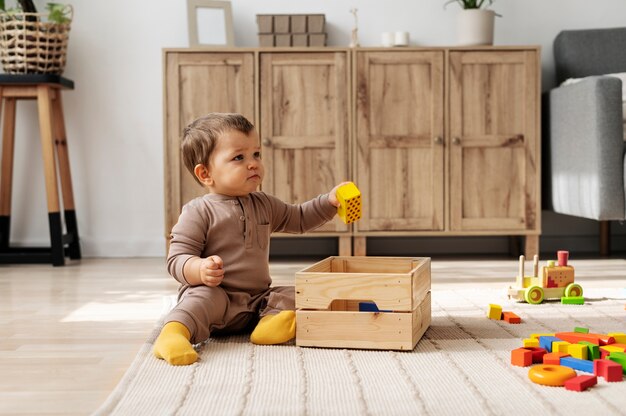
[554,27,626,84]
[562,72,626,141]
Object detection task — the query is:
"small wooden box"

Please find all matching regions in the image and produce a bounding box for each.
[274,15,290,33]
[291,15,307,33]
[275,34,291,47]
[296,256,431,351]
[307,14,325,33]
[308,33,327,47]
[258,34,275,47]
[256,15,273,33]
[292,34,308,47]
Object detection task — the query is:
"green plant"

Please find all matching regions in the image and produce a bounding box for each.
[444,0,496,9]
[0,0,70,23]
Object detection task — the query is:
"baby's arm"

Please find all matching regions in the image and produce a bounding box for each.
[183,255,224,287]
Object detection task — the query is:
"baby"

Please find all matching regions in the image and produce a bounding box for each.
[154,112,350,365]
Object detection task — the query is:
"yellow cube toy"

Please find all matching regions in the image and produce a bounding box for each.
[337,182,362,224]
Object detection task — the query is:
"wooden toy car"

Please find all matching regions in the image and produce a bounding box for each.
[507,251,583,304]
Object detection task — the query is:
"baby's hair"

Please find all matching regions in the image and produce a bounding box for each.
[181,113,255,184]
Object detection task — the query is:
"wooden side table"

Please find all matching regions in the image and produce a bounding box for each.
[0,74,81,266]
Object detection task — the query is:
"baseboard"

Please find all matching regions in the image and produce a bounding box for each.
[6,234,625,258]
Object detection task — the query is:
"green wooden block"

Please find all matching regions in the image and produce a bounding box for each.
[561,296,584,305]
[608,352,626,374]
[574,326,589,334]
[579,341,600,360]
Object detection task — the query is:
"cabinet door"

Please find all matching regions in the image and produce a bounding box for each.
[260,52,350,233]
[449,51,539,232]
[164,52,255,236]
[355,51,445,231]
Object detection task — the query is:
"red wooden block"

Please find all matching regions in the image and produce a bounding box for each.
[600,349,611,359]
[594,359,624,382]
[502,311,521,324]
[511,348,532,367]
[526,347,548,363]
[543,352,569,365]
[564,375,597,392]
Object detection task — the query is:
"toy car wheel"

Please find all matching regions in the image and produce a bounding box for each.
[525,286,544,304]
[564,283,583,297]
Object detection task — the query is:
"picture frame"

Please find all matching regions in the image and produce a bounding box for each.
[187,0,235,47]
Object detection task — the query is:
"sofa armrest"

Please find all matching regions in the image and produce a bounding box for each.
[544,76,625,220]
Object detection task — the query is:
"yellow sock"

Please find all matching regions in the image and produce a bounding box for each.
[153,321,198,365]
[250,310,296,345]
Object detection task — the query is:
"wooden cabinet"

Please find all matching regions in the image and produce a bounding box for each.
[164,49,352,253]
[353,47,540,256]
[355,50,445,232]
[164,46,540,257]
[260,52,350,234]
[449,50,539,238]
[164,52,255,239]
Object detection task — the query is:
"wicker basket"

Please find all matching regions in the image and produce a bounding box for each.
[0,6,72,75]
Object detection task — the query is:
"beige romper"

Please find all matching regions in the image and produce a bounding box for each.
[166,192,336,344]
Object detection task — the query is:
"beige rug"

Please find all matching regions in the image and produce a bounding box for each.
[94,286,626,416]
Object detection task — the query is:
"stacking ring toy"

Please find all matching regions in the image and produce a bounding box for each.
[528,364,576,386]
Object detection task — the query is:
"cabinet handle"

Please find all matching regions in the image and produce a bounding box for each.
[262,138,272,147]
[452,137,461,145]
[434,136,443,145]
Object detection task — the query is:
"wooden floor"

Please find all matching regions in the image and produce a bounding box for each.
[1,257,625,415]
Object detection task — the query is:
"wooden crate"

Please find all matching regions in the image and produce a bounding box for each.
[295,256,431,350]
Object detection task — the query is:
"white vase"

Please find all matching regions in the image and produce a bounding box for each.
[457,9,495,46]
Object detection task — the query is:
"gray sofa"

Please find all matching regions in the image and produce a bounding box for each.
[544,27,626,256]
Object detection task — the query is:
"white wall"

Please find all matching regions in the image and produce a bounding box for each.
[3,0,626,257]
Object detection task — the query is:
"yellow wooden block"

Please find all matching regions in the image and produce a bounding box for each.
[601,345,626,353]
[523,338,539,348]
[487,304,503,320]
[553,341,571,354]
[336,182,362,224]
[568,343,588,360]
[608,332,626,343]
[531,333,555,339]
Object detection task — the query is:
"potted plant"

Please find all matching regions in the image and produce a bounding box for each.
[0,1,72,74]
[445,0,497,46]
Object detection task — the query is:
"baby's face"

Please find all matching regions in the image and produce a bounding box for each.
[206,129,264,196]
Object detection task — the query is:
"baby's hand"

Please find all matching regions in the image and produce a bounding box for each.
[199,255,224,287]
[328,181,353,207]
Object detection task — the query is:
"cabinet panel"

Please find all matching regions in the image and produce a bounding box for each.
[164,52,255,236]
[260,52,350,233]
[449,51,539,232]
[355,51,445,231]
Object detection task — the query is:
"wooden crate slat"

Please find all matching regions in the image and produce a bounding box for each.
[296,272,413,310]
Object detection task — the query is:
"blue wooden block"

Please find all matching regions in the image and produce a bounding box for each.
[561,356,594,373]
[359,301,379,312]
[539,336,562,352]
[358,301,391,312]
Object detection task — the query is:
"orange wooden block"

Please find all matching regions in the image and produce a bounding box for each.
[543,351,569,365]
[511,348,532,367]
[555,332,615,346]
[502,311,521,324]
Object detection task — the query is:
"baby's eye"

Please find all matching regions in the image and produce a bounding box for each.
[233,154,244,161]
[254,152,261,159]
